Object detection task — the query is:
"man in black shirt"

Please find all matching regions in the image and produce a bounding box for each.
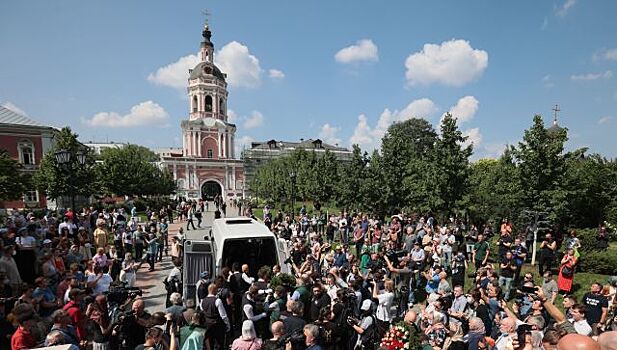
[497,230,513,260]
[582,282,609,334]
[309,284,331,322]
[498,251,517,300]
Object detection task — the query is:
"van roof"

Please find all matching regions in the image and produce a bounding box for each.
[211,216,275,241]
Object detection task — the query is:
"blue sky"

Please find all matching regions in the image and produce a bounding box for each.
[1,0,616,159]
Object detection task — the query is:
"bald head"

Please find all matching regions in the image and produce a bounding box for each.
[404,310,417,325]
[557,334,600,350]
[598,331,617,350]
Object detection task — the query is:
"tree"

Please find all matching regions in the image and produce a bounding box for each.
[433,113,473,216]
[336,145,368,211]
[511,115,568,221]
[0,150,32,201]
[380,118,438,213]
[462,155,523,224]
[34,127,98,206]
[97,144,175,196]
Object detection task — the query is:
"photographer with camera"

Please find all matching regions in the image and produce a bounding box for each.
[349,299,377,350]
[115,298,152,350]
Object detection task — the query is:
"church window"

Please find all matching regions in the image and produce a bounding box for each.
[219,98,225,115]
[18,141,35,165]
[207,149,213,158]
[205,95,213,112]
[192,96,198,113]
[24,189,38,203]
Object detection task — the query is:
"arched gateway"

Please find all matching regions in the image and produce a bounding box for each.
[201,180,222,201]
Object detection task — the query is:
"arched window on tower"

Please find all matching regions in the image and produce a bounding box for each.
[192,96,198,113]
[205,95,213,112]
[219,98,225,116]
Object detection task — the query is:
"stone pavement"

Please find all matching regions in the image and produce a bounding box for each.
[133,202,238,312]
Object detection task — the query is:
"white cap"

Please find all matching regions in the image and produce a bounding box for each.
[43,239,52,244]
[360,299,372,311]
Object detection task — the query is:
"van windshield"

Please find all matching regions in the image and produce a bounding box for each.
[222,237,278,276]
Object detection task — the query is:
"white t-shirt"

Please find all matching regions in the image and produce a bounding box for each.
[376,291,394,321]
[569,318,592,336]
[87,273,113,295]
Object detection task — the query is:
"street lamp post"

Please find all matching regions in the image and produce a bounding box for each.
[55,148,87,210]
[290,169,296,220]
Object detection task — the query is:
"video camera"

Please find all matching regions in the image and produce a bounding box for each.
[105,285,143,305]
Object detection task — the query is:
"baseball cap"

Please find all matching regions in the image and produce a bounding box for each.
[43,239,52,245]
[360,299,372,311]
[200,271,210,279]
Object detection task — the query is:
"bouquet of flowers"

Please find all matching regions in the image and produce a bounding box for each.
[380,323,418,350]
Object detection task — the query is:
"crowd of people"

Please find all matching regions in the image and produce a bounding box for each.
[1,201,617,350]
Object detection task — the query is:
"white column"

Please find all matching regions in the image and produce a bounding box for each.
[198,131,202,157]
[231,166,236,190]
[221,131,227,158]
[183,133,187,156]
[230,135,235,158]
[191,131,196,156]
[173,164,177,180]
[185,164,189,188]
[227,132,231,159]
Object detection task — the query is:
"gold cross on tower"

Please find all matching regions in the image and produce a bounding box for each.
[202,9,212,27]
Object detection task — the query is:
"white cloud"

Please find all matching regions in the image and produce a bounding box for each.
[598,116,613,125]
[462,128,482,148]
[593,48,617,62]
[570,70,613,81]
[319,124,342,146]
[215,41,262,88]
[227,109,238,123]
[147,54,200,89]
[405,39,488,87]
[474,142,507,160]
[148,41,264,90]
[443,96,479,124]
[83,101,169,128]
[349,115,374,148]
[335,39,379,64]
[268,69,285,79]
[235,135,255,157]
[556,0,577,17]
[1,101,28,116]
[349,98,438,150]
[542,74,555,88]
[243,111,264,129]
[541,18,549,30]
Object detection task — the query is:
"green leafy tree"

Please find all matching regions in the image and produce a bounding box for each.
[380,118,438,213]
[511,115,568,221]
[462,155,523,224]
[97,144,174,196]
[336,145,368,211]
[433,113,473,216]
[0,149,32,201]
[34,127,98,206]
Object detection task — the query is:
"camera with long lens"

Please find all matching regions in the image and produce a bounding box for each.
[278,329,306,348]
[106,286,143,305]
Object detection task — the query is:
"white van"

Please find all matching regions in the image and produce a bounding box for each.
[182,217,290,300]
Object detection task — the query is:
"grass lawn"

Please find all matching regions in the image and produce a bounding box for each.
[251,201,341,220]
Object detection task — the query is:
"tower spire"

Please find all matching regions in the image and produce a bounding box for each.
[199,10,214,63]
[552,104,560,126]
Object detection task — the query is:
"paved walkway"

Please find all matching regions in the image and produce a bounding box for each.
[133,202,238,312]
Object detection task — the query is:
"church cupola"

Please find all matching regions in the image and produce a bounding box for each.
[200,24,214,63]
